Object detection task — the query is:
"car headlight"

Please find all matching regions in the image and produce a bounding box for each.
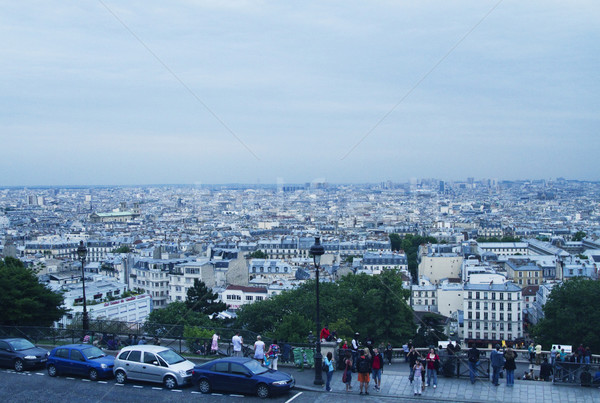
[101,364,108,369]
[24,355,36,360]
[272,380,288,385]
[46,352,50,357]
[179,370,187,377]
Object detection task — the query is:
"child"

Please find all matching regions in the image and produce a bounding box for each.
[413,359,424,396]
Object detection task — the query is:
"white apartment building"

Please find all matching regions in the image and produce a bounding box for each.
[477,242,528,257]
[168,259,215,303]
[437,281,464,318]
[418,253,463,284]
[463,282,523,347]
[411,281,437,313]
[219,285,269,310]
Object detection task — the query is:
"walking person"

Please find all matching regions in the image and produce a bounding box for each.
[357,348,372,395]
[324,351,335,392]
[503,346,517,387]
[254,335,265,364]
[211,332,219,355]
[371,348,384,392]
[342,350,353,392]
[490,344,505,386]
[351,333,360,372]
[467,343,480,384]
[413,359,424,396]
[425,347,440,389]
[266,339,280,370]
[385,341,393,365]
[232,331,243,357]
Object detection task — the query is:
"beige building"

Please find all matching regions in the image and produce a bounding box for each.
[418,254,463,284]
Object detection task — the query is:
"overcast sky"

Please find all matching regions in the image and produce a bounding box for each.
[1,1,598,186]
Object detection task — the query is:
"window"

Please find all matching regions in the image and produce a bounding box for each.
[476,312,480,319]
[71,350,85,362]
[484,292,488,300]
[476,292,480,299]
[500,313,504,320]
[256,296,263,301]
[508,313,512,321]
[492,292,496,299]
[246,296,253,301]
[55,348,69,359]
[468,321,472,329]
[144,352,157,365]
[507,303,512,310]
[468,312,472,319]
[468,292,472,299]
[508,293,512,301]
[127,350,142,362]
[499,293,504,300]
[231,363,249,376]
[212,362,229,373]
[468,301,472,309]
[500,303,504,310]
[492,302,496,310]
[484,312,488,320]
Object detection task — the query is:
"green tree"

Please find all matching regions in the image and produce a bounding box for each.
[249,250,268,259]
[412,313,448,348]
[186,279,227,315]
[112,245,132,253]
[0,257,66,326]
[532,278,600,351]
[573,231,587,242]
[144,301,213,337]
[398,234,438,281]
[389,233,402,251]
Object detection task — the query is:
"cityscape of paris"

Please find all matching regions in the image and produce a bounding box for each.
[1,1,599,402]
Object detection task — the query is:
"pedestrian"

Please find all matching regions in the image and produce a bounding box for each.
[342,350,353,392]
[365,335,375,356]
[402,342,409,362]
[351,333,360,372]
[413,359,424,396]
[385,341,393,365]
[425,347,440,389]
[503,346,517,387]
[446,341,455,356]
[232,331,243,357]
[576,344,585,363]
[550,345,558,366]
[138,336,146,345]
[341,340,348,350]
[407,346,421,383]
[540,357,553,381]
[584,346,592,364]
[490,344,505,386]
[266,339,280,370]
[211,332,220,355]
[324,351,334,391]
[357,348,372,395]
[254,335,265,364]
[371,348,384,392]
[153,336,161,346]
[528,342,535,363]
[535,342,542,365]
[467,343,480,384]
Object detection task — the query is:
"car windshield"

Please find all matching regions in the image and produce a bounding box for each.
[82,346,105,360]
[10,339,36,351]
[244,359,268,375]
[157,349,185,365]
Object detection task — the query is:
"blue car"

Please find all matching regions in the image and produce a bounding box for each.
[47,344,115,381]
[192,357,294,398]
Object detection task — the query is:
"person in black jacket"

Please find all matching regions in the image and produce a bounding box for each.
[467,344,480,384]
[357,348,372,395]
[503,347,518,386]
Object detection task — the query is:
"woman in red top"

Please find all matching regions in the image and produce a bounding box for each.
[425,347,440,388]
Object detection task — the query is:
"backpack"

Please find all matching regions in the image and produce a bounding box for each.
[468,349,480,363]
[358,357,370,373]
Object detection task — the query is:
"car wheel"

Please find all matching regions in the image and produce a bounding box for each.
[198,378,211,394]
[256,383,269,399]
[115,370,126,384]
[14,359,24,372]
[89,368,98,381]
[164,375,177,390]
[47,365,57,377]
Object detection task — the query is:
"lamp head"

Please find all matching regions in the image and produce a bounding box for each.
[310,236,325,267]
[77,240,87,261]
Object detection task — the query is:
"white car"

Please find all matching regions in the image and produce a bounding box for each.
[113,345,194,389]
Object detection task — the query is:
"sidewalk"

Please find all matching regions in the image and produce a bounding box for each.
[289,362,600,403]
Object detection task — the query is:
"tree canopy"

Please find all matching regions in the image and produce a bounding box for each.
[390,233,438,281]
[186,279,227,315]
[532,278,600,351]
[0,257,66,326]
[572,231,586,242]
[249,250,268,259]
[236,270,416,344]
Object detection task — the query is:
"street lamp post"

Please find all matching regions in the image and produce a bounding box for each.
[77,241,89,332]
[310,236,325,386]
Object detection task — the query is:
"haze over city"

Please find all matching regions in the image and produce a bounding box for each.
[1,1,598,186]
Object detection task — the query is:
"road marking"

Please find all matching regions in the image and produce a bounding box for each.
[152,387,163,390]
[212,393,223,396]
[98,381,107,384]
[115,383,124,386]
[230,394,244,397]
[171,389,182,393]
[66,377,75,380]
[36,373,45,376]
[82,379,90,382]
[285,392,303,403]
[191,391,202,394]
[133,385,143,389]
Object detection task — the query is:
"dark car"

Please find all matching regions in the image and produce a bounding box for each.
[0,338,49,372]
[192,357,294,398]
[47,344,115,381]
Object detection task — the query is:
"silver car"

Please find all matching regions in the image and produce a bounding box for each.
[113,345,194,389]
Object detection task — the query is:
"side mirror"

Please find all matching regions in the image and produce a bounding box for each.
[152,361,159,366]
[245,372,252,378]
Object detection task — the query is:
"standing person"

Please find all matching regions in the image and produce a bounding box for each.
[407,346,421,383]
[503,346,518,387]
[371,348,384,392]
[535,342,542,365]
[540,358,553,381]
[351,333,360,372]
[357,348,372,395]
[324,351,334,392]
[385,341,393,365]
[446,341,455,356]
[576,344,585,363]
[254,335,265,364]
[413,359,424,396]
[365,335,375,356]
[211,332,220,355]
[490,344,505,386]
[550,345,558,366]
[584,346,592,364]
[402,342,409,362]
[232,331,243,357]
[266,339,280,370]
[342,350,353,392]
[425,348,440,389]
[341,340,348,350]
[528,343,535,363]
[467,343,481,384]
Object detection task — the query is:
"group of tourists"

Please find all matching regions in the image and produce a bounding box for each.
[406,345,441,396]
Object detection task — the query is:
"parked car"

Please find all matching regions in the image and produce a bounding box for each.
[113,345,194,389]
[46,344,115,380]
[0,338,49,372]
[192,357,295,398]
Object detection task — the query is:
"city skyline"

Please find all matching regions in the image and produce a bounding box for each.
[1,1,599,186]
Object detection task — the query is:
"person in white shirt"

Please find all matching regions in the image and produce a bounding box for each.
[254,335,265,364]
[232,332,243,357]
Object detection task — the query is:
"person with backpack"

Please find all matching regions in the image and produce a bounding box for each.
[425,347,440,389]
[357,348,372,395]
[266,339,280,370]
[323,351,335,391]
[467,343,480,384]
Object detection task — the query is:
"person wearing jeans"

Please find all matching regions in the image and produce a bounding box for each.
[425,348,439,388]
[324,352,334,392]
[503,347,517,387]
[490,344,505,386]
[467,344,481,384]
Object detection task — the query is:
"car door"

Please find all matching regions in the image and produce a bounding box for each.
[141,352,164,384]
[123,350,143,381]
[209,361,230,391]
[52,348,70,374]
[229,363,256,394]
[69,349,88,376]
[0,341,12,368]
